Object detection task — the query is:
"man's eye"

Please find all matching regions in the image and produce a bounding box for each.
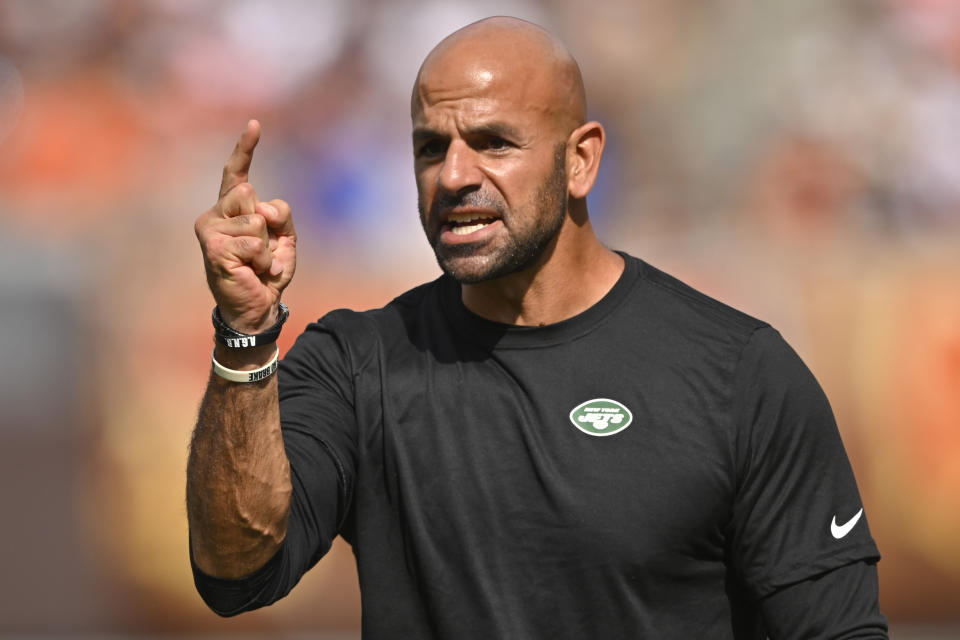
[485,137,509,150]
[418,140,447,157]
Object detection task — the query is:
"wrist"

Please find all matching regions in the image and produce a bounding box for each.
[218,307,279,335]
[213,302,289,349]
[212,345,280,383]
[213,342,278,370]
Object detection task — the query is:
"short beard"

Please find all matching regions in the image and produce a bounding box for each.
[420,144,568,284]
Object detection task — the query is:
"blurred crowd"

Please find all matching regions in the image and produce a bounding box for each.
[1,0,958,634]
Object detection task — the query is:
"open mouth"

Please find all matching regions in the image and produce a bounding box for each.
[445,211,500,236]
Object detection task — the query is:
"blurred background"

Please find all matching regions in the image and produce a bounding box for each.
[1,0,958,637]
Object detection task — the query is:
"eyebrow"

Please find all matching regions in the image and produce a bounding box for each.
[412,121,525,144]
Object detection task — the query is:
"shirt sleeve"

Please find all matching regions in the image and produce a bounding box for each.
[727,326,881,601]
[759,560,888,639]
[191,314,361,615]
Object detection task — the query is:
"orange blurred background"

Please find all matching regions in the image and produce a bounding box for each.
[1,0,958,637]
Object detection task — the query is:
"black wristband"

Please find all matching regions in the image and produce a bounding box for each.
[212,302,289,348]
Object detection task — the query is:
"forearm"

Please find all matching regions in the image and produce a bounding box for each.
[187,343,292,579]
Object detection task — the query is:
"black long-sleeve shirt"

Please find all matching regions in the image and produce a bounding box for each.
[193,254,887,638]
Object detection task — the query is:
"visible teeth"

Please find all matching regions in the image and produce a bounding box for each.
[448,212,489,223]
[452,222,488,235]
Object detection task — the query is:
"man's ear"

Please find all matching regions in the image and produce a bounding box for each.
[566,121,605,200]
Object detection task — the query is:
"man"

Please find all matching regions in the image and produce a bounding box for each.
[189,17,887,639]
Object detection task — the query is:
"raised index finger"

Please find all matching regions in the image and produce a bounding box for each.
[219,119,261,198]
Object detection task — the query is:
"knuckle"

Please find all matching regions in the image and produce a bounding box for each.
[206,235,225,254]
[194,210,215,238]
[234,182,256,199]
[238,236,264,254]
[235,214,265,235]
[248,214,267,234]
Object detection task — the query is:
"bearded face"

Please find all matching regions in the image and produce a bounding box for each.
[418,144,568,283]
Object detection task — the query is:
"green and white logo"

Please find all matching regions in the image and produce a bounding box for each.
[569,398,634,437]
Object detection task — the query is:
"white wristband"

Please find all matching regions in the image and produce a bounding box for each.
[212,346,280,383]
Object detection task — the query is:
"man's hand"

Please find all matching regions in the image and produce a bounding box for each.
[195,120,296,334]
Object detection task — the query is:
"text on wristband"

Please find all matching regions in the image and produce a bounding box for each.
[226,336,257,348]
[248,360,278,382]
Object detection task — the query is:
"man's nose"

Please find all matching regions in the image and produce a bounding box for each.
[437,141,482,195]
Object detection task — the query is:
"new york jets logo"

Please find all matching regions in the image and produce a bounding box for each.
[569,398,634,437]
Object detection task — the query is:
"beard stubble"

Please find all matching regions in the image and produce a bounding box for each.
[419,143,568,284]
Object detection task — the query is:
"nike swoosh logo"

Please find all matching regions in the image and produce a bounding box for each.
[831,508,864,539]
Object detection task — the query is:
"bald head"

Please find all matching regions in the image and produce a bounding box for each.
[409,17,609,289]
[412,17,587,135]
